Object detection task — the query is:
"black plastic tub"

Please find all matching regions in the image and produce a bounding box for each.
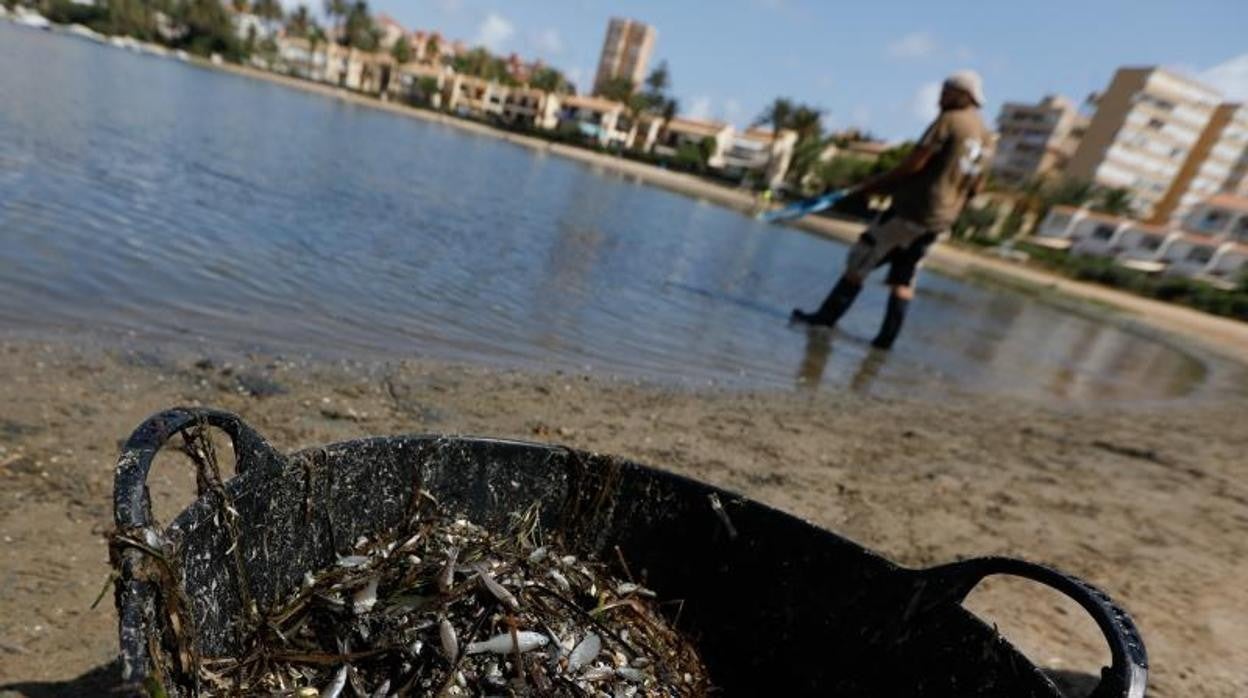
[112,407,1148,696]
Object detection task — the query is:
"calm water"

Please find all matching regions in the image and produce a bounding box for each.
[0,25,1218,401]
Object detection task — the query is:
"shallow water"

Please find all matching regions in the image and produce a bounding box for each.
[0,24,1223,401]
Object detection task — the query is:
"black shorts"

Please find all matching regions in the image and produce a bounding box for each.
[877,229,938,286]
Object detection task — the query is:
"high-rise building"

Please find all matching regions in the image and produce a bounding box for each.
[990,95,1088,185]
[1151,103,1248,221]
[1065,67,1221,219]
[592,18,656,96]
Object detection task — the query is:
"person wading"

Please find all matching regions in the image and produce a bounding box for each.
[792,70,992,349]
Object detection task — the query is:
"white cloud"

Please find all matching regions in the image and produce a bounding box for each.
[911,82,941,124]
[686,96,713,121]
[1199,53,1248,101]
[474,12,514,51]
[722,98,744,124]
[533,28,563,55]
[887,32,937,60]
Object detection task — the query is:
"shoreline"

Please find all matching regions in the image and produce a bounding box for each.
[0,338,1244,696]
[202,59,1248,364]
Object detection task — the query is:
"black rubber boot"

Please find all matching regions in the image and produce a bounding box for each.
[871,294,910,349]
[791,278,861,327]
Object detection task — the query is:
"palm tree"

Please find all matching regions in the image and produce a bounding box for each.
[286,4,311,37]
[252,0,282,21]
[788,105,824,141]
[323,0,347,42]
[753,98,796,186]
[754,98,795,137]
[231,0,250,13]
[391,35,411,65]
[1096,187,1134,216]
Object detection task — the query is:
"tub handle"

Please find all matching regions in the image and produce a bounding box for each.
[111,408,285,693]
[917,556,1148,698]
[114,407,285,530]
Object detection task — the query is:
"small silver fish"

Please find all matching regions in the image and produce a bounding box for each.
[528,546,548,564]
[616,666,645,683]
[476,564,520,611]
[352,578,378,614]
[440,619,458,663]
[370,678,391,698]
[568,633,601,671]
[319,665,348,698]
[548,569,571,592]
[438,547,459,594]
[582,666,614,681]
[336,555,370,568]
[466,631,549,655]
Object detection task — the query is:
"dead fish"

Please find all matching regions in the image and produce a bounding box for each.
[616,666,645,683]
[568,633,601,671]
[370,679,390,698]
[438,547,459,594]
[440,619,458,663]
[352,578,378,614]
[582,666,614,681]
[319,665,348,698]
[615,583,656,598]
[466,631,549,655]
[548,569,571,592]
[336,555,370,568]
[476,564,520,611]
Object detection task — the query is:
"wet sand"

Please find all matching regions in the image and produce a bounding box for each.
[0,336,1244,696]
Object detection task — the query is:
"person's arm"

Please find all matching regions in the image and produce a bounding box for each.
[851,145,936,197]
[851,114,948,197]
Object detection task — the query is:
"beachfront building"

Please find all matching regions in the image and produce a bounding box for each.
[501,88,561,130]
[1152,103,1248,221]
[1065,67,1221,220]
[444,74,509,120]
[650,118,733,168]
[592,18,656,96]
[393,62,451,107]
[374,13,406,50]
[557,95,632,148]
[275,37,328,81]
[1034,194,1248,286]
[991,95,1088,185]
[721,128,799,189]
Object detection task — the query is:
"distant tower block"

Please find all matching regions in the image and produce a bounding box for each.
[592,17,656,96]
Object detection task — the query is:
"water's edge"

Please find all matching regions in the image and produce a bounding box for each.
[200,58,1248,368]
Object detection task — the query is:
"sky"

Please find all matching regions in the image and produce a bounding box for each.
[340,0,1248,141]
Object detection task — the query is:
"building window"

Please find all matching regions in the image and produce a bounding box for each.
[1140,236,1162,251]
[1199,210,1230,232]
[1092,224,1116,241]
[1186,247,1212,263]
[1234,217,1248,242]
[1147,118,1165,130]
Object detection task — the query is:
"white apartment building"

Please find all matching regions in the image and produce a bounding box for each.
[1065,67,1221,220]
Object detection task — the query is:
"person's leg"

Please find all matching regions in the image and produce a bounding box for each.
[790,270,863,326]
[872,284,913,349]
[872,231,936,349]
[791,214,900,326]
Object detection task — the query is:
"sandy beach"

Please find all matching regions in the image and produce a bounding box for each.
[0,337,1244,696]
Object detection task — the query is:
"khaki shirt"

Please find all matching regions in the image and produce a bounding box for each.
[891,107,992,231]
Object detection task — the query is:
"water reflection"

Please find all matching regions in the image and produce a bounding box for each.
[0,24,1225,403]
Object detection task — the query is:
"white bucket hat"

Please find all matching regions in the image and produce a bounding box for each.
[944,70,985,106]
